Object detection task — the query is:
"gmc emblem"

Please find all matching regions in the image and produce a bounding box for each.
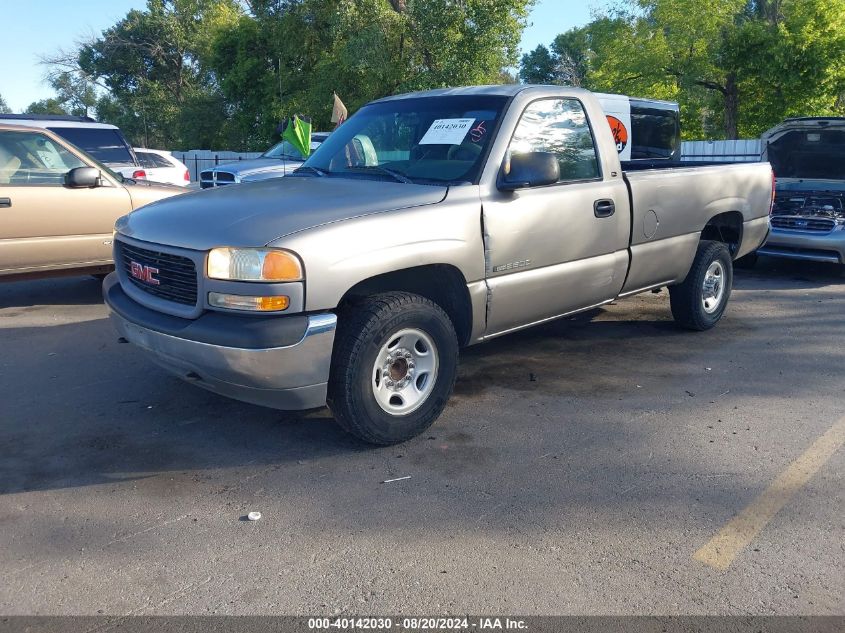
[130,261,160,285]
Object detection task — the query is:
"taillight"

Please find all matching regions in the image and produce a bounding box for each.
[132,169,147,179]
[184,169,190,182]
[770,170,776,215]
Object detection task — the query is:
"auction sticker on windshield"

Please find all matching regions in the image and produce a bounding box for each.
[419,118,475,145]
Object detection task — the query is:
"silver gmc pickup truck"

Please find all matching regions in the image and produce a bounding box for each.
[104,85,773,445]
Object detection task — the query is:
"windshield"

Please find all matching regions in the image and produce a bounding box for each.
[47,127,135,166]
[301,95,508,185]
[262,140,308,160]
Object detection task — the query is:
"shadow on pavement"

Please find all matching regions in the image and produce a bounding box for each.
[0,275,105,309]
[1,269,843,500]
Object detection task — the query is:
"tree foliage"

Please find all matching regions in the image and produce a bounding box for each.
[38,0,533,150]
[0,93,11,114]
[211,0,533,149]
[520,0,845,139]
[75,0,241,148]
[519,27,591,87]
[25,98,70,115]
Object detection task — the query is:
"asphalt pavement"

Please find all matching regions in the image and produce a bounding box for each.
[0,257,843,615]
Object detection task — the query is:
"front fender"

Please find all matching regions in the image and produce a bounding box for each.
[272,186,486,311]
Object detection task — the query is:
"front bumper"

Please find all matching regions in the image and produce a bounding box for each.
[759,228,845,264]
[103,273,337,410]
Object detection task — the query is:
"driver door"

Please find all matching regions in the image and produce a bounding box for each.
[0,128,132,274]
[482,97,631,336]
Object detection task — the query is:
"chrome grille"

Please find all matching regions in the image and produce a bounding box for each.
[770,216,836,232]
[199,170,236,188]
[119,242,198,306]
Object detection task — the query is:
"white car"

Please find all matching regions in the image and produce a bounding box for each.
[134,148,190,187]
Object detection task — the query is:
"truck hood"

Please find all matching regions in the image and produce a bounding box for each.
[762,118,845,181]
[115,176,448,251]
[213,157,303,178]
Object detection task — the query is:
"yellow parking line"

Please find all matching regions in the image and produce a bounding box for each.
[693,415,845,571]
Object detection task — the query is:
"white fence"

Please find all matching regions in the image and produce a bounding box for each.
[680,139,762,162]
[172,150,263,182]
[171,139,764,182]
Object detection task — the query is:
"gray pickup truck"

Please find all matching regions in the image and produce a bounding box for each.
[104,85,773,444]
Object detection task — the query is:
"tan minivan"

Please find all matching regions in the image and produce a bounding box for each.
[0,122,183,280]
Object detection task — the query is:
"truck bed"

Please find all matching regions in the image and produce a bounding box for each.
[618,161,773,296]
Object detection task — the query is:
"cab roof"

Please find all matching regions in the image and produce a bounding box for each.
[371,84,592,103]
[0,114,119,130]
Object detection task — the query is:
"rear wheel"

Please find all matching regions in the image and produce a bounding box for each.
[327,292,459,445]
[669,240,733,331]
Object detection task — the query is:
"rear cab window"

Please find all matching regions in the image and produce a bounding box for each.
[629,102,680,160]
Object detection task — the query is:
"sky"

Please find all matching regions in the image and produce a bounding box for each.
[0,0,603,113]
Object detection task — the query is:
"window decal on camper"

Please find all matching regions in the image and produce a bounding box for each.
[606,115,629,154]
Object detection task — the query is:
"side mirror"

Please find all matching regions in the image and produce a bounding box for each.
[66,166,101,188]
[499,151,560,191]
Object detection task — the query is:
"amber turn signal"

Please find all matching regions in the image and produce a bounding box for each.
[262,251,302,281]
[208,292,290,312]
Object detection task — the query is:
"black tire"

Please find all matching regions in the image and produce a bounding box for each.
[734,252,758,269]
[669,240,733,331]
[327,292,459,445]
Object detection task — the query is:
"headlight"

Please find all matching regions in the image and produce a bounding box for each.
[207,247,303,282]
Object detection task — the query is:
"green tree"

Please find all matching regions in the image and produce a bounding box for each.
[585,0,845,138]
[519,27,591,87]
[75,0,241,148]
[41,0,534,150]
[24,98,70,115]
[42,71,99,117]
[0,93,11,114]
[519,45,557,84]
[550,27,590,87]
[210,0,534,147]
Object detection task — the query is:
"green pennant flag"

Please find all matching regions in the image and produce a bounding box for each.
[282,115,312,158]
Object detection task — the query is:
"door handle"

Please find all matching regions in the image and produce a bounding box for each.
[594,199,615,218]
[0,198,10,208]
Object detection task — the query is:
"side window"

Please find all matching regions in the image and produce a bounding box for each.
[0,133,22,185]
[137,152,156,169]
[150,153,173,168]
[137,152,171,169]
[508,98,600,182]
[0,130,87,186]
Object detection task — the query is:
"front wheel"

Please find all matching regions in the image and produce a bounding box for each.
[327,292,459,445]
[669,240,733,331]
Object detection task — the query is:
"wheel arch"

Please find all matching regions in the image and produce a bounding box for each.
[701,211,744,258]
[336,264,474,346]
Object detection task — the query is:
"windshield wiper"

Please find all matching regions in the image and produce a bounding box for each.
[292,165,327,177]
[350,165,414,184]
